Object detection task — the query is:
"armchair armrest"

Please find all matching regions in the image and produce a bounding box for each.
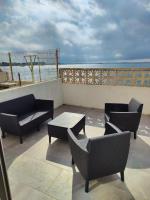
[104,122,122,135]
[68,129,89,178]
[35,99,54,111]
[109,111,141,132]
[68,129,88,153]
[105,103,128,115]
[0,113,21,135]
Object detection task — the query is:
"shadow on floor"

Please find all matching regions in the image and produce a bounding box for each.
[127,136,150,169]
[137,114,150,137]
[138,127,150,137]
[2,123,49,169]
[46,131,89,167]
[72,165,136,200]
[46,139,72,167]
[46,126,150,170]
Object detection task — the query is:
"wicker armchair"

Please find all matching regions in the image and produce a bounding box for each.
[105,98,143,139]
[68,122,131,192]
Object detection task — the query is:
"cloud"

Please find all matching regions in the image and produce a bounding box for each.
[115,53,123,58]
[0,0,150,63]
[56,21,102,46]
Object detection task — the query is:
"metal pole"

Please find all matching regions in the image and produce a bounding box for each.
[39,65,42,82]
[29,56,34,82]
[38,56,42,82]
[18,73,21,86]
[56,49,59,78]
[8,52,14,81]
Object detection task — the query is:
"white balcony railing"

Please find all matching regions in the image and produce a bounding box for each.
[59,68,150,87]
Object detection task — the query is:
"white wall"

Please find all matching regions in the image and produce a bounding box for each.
[0,79,63,108]
[62,84,150,115]
[1,80,150,114]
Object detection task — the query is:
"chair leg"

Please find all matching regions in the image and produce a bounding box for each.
[20,135,23,144]
[2,130,6,138]
[49,135,51,144]
[85,180,89,193]
[120,171,124,182]
[134,132,137,139]
[83,126,85,135]
[71,157,74,165]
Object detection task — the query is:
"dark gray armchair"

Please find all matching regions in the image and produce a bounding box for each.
[105,98,143,139]
[68,122,131,192]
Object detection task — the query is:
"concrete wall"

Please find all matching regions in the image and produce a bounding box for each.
[0,80,149,114]
[0,72,8,82]
[0,79,63,108]
[62,84,150,115]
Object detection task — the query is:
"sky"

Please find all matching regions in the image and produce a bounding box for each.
[0,0,150,63]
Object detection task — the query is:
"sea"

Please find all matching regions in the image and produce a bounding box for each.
[1,62,150,81]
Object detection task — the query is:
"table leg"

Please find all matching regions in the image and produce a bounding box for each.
[49,135,51,144]
[83,116,86,135]
[83,126,85,135]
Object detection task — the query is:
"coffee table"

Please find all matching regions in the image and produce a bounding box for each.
[48,112,86,143]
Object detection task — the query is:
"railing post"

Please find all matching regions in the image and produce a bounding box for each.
[56,49,59,78]
[37,56,42,82]
[29,56,35,82]
[18,73,21,86]
[8,52,14,81]
[39,65,42,82]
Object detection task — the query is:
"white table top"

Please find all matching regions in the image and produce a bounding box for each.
[48,112,85,128]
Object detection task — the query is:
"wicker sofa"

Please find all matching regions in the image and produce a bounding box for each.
[0,94,54,144]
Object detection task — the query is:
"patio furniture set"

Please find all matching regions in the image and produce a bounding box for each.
[0,94,143,192]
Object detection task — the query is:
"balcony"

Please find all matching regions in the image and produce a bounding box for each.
[1,68,150,200]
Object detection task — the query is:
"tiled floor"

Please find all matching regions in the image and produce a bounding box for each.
[2,105,150,200]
